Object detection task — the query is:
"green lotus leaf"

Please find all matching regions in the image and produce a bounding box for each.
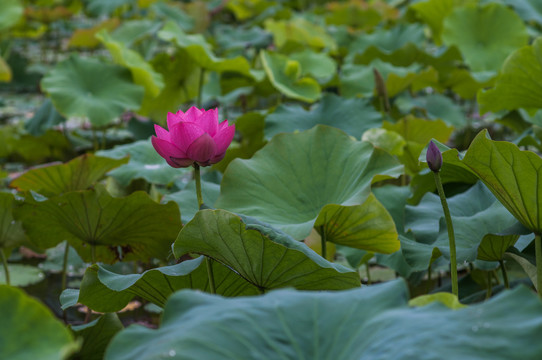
[96,30,164,98]
[0,193,28,255]
[96,139,187,186]
[16,186,181,263]
[362,128,406,156]
[442,3,528,73]
[404,182,521,268]
[24,99,66,136]
[325,1,383,29]
[478,37,542,114]
[158,21,256,78]
[216,125,402,239]
[457,129,542,233]
[409,0,456,45]
[0,0,23,32]
[340,60,435,98]
[260,50,321,103]
[164,179,220,224]
[395,93,466,127]
[477,234,520,262]
[0,55,11,82]
[65,257,258,313]
[10,154,128,196]
[409,292,466,309]
[70,313,123,360]
[106,281,542,360]
[83,0,132,16]
[502,0,542,24]
[265,93,381,140]
[289,49,336,82]
[0,285,78,360]
[0,264,44,286]
[264,17,337,52]
[225,0,274,20]
[67,18,120,49]
[214,24,271,54]
[137,51,200,122]
[173,209,361,291]
[314,193,400,254]
[346,24,425,61]
[41,55,144,126]
[109,19,162,46]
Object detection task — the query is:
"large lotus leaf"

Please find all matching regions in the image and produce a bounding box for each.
[455,129,542,233]
[10,154,128,196]
[41,55,144,126]
[289,50,336,82]
[442,3,528,73]
[478,37,542,114]
[314,193,399,254]
[164,179,220,224]
[96,30,164,98]
[158,22,255,78]
[216,125,402,239]
[264,17,337,52]
[138,51,200,122]
[106,280,542,360]
[214,24,272,54]
[0,285,77,360]
[96,139,187,186]
[174,210,361,291]
[0,193,27,253]
[16,187,181,263]
[404,182,522,267]
[0,0,23,32]
[340,60,435,98]
[25,99,66,136]
[395,93,466,128]
[264,93,381,140]
[68,18,120,48]
[408,0,456,45]
[64,257,258,313]
[346,23,425,61]
[0,55,11,82]
[260,50,321,103]
[83,0,132,16]
[70,313,123,360]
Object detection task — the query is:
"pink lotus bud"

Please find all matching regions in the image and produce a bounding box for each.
[151,107,235,168]
[426,140,442,173]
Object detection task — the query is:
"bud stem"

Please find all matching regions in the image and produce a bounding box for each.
[433,171,458,296]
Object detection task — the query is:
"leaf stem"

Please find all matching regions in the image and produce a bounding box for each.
[62,241,70,291]
[1,250,10,285]
[320,225,327,260]
[433,172,458,296]
[486,271,492,299]
[536,233,542,298]
[499,259,509,289]
[91,244,96,264]
[206,257,216,294]
[194,164,204,209]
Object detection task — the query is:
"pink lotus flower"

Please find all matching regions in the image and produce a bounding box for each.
[152,107,235,168]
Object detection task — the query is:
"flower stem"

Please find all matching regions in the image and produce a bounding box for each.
[62,241,70,291]
[433,171,458,296]
[320,225,327,260]
[499,259,509,289]
[206,257,216,294]
[1,250,10,285]
[536,233,542,298]
[194,164,203,209]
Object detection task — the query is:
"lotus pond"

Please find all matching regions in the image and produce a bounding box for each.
[3,0,542,359]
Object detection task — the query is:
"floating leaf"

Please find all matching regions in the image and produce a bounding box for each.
[41,55,144,126]
[17,187,181,263]
[442,3,528,73]
[0,285,77,359]
[478,37,542,114]
[216,125,402,240]
[260,50,321,103]
[66,257,258,313]
[11,154,128,196]
[0,264,44,286]
[106,280,542,360]
[96,139,186,186]
[174,210,361,291]
[265,93,381,140]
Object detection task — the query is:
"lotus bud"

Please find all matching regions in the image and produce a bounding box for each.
[426,140,442,173]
